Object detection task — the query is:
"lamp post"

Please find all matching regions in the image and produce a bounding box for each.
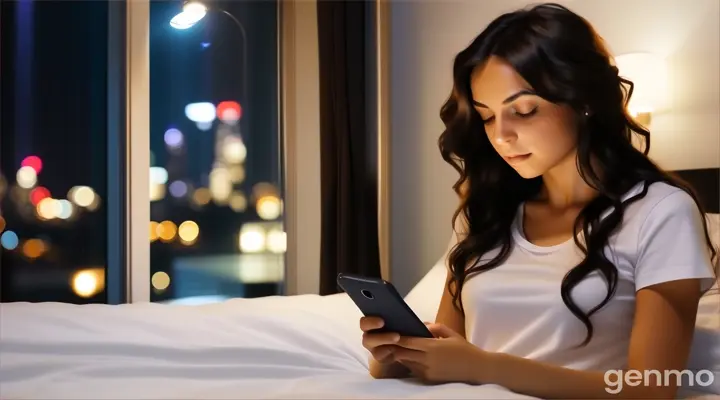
[170,1,248,105]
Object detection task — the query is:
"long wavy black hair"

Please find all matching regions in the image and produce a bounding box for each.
[439,3,718,347]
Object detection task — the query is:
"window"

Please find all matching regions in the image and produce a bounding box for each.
[0,1,116,303]
[148,0,284,303]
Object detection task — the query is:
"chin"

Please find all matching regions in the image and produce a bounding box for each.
[510,165,544,180]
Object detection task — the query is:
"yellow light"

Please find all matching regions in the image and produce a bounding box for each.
[71,268,105,298]
[239,226,266,253]
[209,167,232,203]
[151,271,171,291]
[0,216,5,232]
[69,186,96,207]
[150,221,159,242]
[229,165,245,183]
[229,192,247,212]
[150,182,166,202]
[222,136,247,164]
[256,195,282,220]
[22,238,47,259]
[178,220,199,244]
[157,221,177,242]
[266,230,287,253]
[192,188,211,206]
[36,198,59,220]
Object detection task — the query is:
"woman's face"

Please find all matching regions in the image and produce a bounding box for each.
[469,56,579,179]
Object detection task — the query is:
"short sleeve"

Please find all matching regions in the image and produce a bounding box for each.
[635,190,717,293]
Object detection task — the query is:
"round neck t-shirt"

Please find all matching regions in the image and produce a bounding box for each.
[461,181,717,372]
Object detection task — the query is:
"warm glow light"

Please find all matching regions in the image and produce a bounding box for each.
[185,102,216,123]
[69,186,96,207]
[239,225,266,253]
[266,230,287,253]
[192,188,211,206]
[229,165,245,183]
[152,271,171,290]
[256,195,282,220]
[615,52,668,117]
[150,182,166,202]
[150,221,159,242]
[16,166,37,189]
[222,136,247,164]
[229,192,247,212]
[178,221,200,244]
[22,238,47,259]
[0,216,5,232]
[209,167,232,203]
[158,220,178,242]
[169,1,207,30]
[71,268,105,298]
[37,198,61,220]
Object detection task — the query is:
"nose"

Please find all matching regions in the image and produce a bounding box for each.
[491,118,517,145]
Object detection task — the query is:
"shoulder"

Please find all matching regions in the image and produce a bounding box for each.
[623,181,699,227]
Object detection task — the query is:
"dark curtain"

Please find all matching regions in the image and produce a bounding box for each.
[316,0,381,295]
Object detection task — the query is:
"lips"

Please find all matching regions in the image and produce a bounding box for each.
[504,153,531,163]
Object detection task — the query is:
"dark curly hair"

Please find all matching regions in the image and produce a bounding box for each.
[438,2,717,347]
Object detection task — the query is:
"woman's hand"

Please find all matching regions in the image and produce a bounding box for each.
[393,323,489,385]
[360,316,402,364]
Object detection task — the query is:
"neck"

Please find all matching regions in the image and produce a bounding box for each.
[538,150,598,209]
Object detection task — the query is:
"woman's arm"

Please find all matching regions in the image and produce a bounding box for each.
[473,278,702,399]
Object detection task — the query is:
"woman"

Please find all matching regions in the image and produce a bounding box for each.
[360,3,717,399]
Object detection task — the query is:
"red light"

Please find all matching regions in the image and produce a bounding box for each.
[21,156,43,174]
[30,186,51,205]
[216,101,242,122]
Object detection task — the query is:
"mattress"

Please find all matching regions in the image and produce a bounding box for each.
[0,293,717,399]
[0,294,535,399]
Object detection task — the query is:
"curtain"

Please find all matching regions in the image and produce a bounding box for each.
[316,0,381,295]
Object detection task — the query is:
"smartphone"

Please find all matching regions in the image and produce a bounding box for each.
[337,273,434,338]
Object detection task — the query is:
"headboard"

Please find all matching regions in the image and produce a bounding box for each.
[672,168,720,214]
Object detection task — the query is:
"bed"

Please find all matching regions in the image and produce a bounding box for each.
[1,170,718,400]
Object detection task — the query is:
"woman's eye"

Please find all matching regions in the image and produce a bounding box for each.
[513,106,538,117]
[481,115,495,125]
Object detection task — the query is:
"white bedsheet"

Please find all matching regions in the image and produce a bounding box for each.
[0,294,536,400]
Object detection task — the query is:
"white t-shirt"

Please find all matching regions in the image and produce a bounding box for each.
[461,181,717,372]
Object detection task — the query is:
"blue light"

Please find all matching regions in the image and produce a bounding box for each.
[201,42,211,48]
[1,230,19,250]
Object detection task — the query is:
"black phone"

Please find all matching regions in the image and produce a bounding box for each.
[337,273,434,338]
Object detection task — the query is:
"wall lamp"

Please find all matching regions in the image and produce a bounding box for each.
[615,52,669,127]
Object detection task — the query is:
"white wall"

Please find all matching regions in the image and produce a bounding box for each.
[388,0,720,295]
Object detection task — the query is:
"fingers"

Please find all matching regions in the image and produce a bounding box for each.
[362,331,400,350]
[359,316,384,332]
[369,344,396,362]
[392,347,425,363]
[425,323,458,338]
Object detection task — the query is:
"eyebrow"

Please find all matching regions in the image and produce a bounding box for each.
[472,89,537,108]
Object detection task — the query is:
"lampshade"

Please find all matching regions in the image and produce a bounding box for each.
[614,52,669,116]
[170,2,208,30]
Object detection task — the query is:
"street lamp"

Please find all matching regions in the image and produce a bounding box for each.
[169,1,248,104]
